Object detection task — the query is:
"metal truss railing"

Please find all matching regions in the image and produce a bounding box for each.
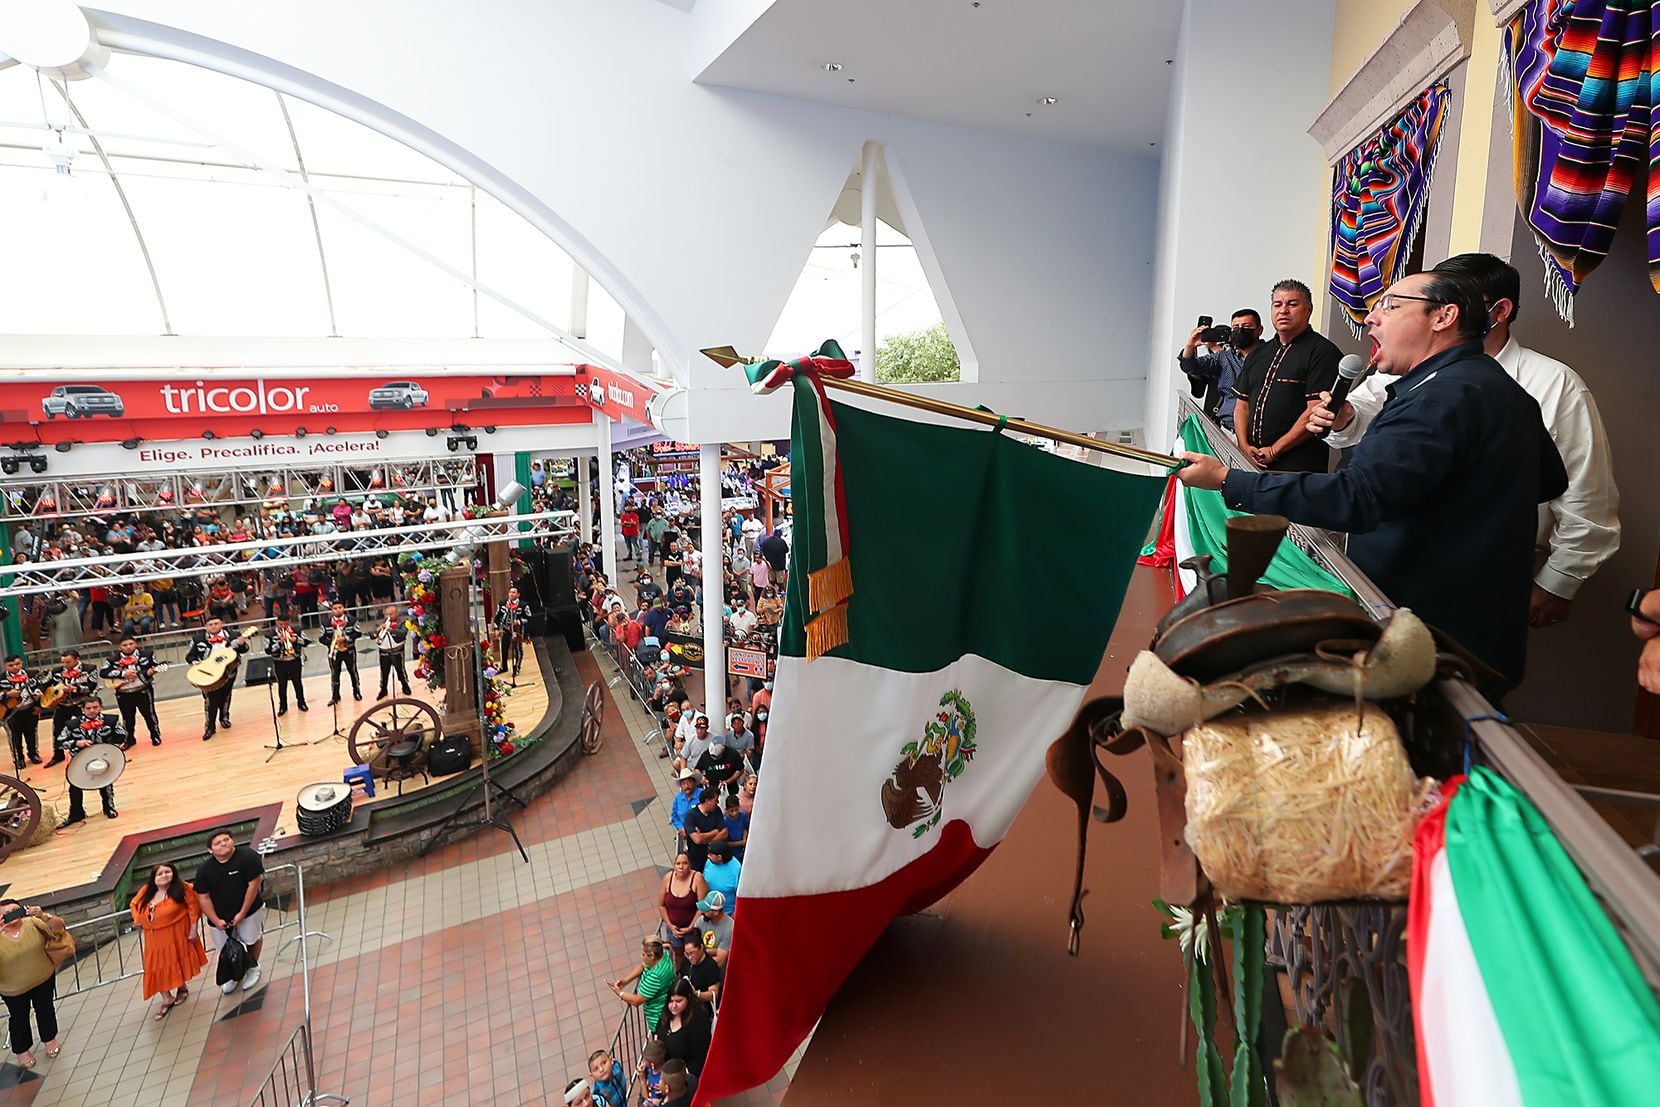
[0,510,578,598]
[0,458,477,525]
[1176,395,1660,983]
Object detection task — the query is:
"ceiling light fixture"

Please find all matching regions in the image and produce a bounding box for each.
[28,456,47,474]
[821,62,843,72]
[202,430,217,440]
[1037,96,1058,106]
[375,429,389,440]
[294,427,308,438]
[425,427,439,437]
[250,428,264,439]
[121,437,141,450]
[325,426,337,435]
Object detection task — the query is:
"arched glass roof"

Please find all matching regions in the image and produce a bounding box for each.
[0,53,629,358]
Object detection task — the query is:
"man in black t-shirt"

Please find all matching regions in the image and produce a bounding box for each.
[682,792,727,872]
[1228,279,1344,473]
[193,829,267,994]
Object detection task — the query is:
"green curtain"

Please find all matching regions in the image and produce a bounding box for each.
[1178,414,1355,598]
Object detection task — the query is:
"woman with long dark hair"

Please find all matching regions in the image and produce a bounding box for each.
[128,862,206,1019]
[654,977,712,1076]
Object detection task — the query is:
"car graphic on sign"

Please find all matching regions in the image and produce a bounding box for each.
[42,385,125,419]
[368,381,430,410]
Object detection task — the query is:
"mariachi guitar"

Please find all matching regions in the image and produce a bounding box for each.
[0,686,37,724]
[186,626,259,692]
[104,662,172,693]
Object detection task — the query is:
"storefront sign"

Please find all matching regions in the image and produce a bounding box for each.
[650,440,700,459]
[664,630,705,668]
[0,372,584,445]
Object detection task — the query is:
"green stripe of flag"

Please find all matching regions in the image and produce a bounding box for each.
[1446,768,1660,1105]
[780,397,1163,685]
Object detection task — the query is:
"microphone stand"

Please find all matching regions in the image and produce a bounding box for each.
[262,668,293,763]
[313,643,350,745]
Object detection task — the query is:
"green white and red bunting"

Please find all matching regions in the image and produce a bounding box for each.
[698,350,1163,1104]
[1408,768,1660,1106]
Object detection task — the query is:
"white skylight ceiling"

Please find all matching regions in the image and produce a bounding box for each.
[0,52,628,357]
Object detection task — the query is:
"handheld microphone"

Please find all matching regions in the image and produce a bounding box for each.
[1314,354,1368,438]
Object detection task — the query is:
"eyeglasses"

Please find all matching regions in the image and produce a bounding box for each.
[1377,293,1449,312]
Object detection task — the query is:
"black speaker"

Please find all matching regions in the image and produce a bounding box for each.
[550,607,585,652]
[243,656,274,687]
[543,544,575,610]
[428,734,473,776]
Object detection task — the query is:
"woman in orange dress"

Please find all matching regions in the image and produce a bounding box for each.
[128,863,207,1019]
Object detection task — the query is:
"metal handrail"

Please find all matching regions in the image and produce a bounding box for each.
[1173,395,1660,984]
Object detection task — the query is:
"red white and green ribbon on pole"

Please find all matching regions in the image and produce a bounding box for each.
[742,340,857,657]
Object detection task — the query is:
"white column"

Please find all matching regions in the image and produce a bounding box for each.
[700,442,726,715]
[570,264,591,339]
[577,456,594,551]
[859,140,880,381]
[596,412,618,570]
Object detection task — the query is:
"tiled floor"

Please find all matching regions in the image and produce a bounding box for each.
[0,645,789,1106]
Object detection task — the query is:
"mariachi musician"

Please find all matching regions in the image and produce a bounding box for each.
[493,585,532,677]
[43,648,99,766]
[373,604,412,699]
[264,613,311,715]
[2,654,44,769]
[56,694,124,826]
[185,617,247,742]
[100,636,162,747]
[319,601,363,705]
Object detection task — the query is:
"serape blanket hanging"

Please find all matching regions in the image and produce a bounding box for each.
[1505,0,1660,324]
[1328,82,1451,337]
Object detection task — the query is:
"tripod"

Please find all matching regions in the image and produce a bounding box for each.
[312,694,349,746]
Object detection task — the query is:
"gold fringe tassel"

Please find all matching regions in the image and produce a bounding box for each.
[804,603,850,660]
[808,557,854,613]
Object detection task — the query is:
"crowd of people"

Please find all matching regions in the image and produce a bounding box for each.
[561,467,783,1106]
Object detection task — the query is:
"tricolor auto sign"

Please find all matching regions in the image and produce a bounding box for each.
[0,373,588,444]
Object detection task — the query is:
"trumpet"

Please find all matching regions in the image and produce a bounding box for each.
[333,632,351,654]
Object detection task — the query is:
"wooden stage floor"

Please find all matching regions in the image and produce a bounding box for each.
[0,663,550,902]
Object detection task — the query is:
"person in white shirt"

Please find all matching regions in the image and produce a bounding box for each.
[727,597,758,640]
[1312,252,1618,628]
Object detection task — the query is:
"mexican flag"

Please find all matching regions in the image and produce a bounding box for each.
[1408,768,1660,1105]
[693,345,1164,1103]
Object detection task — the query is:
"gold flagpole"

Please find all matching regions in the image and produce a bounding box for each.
[701,346,1184,470]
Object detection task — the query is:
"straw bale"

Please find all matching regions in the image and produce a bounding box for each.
[1183,701,1431,903]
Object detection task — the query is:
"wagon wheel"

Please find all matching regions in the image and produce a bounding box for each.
[580,682,606,754]
[348,697,443,776]
[0,775,43,865]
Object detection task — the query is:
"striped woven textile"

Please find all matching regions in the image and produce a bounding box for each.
[1506,0,1660,324]
[1328,82,1451,336]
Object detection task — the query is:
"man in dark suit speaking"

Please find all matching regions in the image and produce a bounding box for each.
[1177,269,1566,693]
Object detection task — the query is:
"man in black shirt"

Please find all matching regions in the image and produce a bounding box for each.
[1180,270,1566,693]
[1229,279,1344,473]
[694,740,744,798]
[682,792,727,872]
[194,829,267,994]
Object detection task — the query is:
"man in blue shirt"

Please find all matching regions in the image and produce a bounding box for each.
[1177,309,1262,430]
[702,841,741,917]
[669,769,702,847]
[1178,271,1565,694]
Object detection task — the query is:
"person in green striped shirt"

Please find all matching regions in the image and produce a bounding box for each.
[609,934,675,1029]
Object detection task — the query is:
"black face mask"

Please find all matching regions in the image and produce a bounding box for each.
[1231,327,1259,348]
